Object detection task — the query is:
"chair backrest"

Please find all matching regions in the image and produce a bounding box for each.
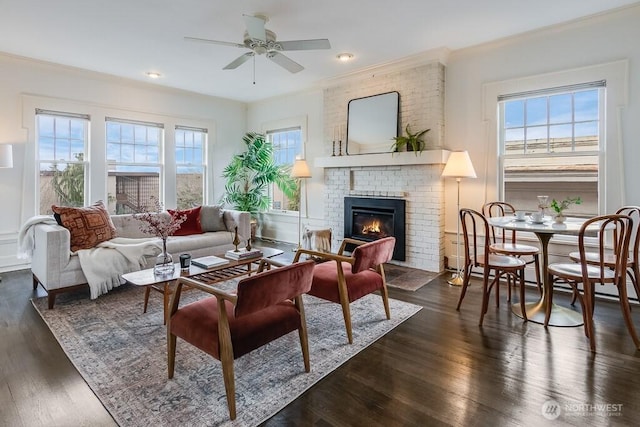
[460,208,491,267]
[616,206,640,264]
[352,237,396,273]
[577,214,633,283]
[482,201,516,244]
[234,260,315,317]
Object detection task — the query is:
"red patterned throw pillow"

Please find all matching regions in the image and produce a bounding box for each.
[168,206,203,236]
[51,201,117,252]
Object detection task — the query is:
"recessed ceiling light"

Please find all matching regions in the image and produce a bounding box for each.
[336,53,354,62]
[146,72,161,79]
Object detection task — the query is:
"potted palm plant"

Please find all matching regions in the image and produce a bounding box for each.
[220,132,297,239]
[390,124,430,155]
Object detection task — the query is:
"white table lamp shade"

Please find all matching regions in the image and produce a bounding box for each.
[442,151,476,179]
[0,144,13,168]
[291,158,311,178]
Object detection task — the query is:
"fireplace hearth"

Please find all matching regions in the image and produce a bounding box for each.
[344,197,406,261]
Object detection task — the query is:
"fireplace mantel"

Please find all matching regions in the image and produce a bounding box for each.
[314,149,450,168]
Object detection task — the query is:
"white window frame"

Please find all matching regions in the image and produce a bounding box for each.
[497,83,604,218]
[106,117,165,213]
[35,109,90,214]
[482,61,628,234]
[262,116,308,215]
[174,125,208,209]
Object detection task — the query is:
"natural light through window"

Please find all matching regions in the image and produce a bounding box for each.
[36,110,89,214]
[267,127,302,211]
[175,126,207,209]
[499,82,603,216]
[106,118,163,214]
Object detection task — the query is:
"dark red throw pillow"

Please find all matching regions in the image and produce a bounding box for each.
[168,206,203,236]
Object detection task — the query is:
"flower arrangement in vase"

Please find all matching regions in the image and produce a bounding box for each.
[550,196,582,223]
[133,197,186,276]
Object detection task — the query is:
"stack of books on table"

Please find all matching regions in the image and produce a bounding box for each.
[191,255,230,269]
[225,248,263,260]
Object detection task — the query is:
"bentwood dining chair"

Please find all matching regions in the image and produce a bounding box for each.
[456,208,528,326]
[568,206,640,306]
[548,214,639,352]
[167,259,315,420]
[482,202,542,301]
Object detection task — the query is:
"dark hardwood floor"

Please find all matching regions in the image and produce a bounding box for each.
[2,255,639,426]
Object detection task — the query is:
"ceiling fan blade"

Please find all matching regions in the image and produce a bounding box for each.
[223,52,254,70]
[267,51,304,73]
[184,36,245,49]
[243,14,266,41]
[278,39,331,51]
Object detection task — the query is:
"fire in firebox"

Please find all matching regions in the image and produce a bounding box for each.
[362,220,382,235]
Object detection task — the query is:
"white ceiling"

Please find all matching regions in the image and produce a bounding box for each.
[1,0,638,103]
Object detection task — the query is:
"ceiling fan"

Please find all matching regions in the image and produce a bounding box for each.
[185,14,331,74]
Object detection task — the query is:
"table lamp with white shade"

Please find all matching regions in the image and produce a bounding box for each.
[441,150,477,286]
[291,157,311,250]
[0,144,13,168]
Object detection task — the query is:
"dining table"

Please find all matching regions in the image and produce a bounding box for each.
[487,214,599,327]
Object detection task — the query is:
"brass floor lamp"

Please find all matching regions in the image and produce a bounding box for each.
[441,151,477,286]
[291,158,311,250]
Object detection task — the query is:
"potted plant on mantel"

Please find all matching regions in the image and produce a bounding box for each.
[551,196,582,223]
[390,124,430,155]
[220,132,297,240]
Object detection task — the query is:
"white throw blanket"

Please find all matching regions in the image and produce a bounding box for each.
[17,215,59,260]
[77,237,162,299]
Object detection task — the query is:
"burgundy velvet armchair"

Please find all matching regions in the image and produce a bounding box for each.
[167,259,315,420]
[293,237,396,344]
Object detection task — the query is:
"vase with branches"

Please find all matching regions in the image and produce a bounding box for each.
[133,196,186,276]
[550,196,582,223]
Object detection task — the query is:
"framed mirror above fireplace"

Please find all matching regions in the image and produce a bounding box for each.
[346,91,399,155]
[344,196,406,261]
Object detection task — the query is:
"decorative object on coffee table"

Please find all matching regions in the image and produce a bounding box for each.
[551,196,582,224]
[233,226,241,251]
[245,239,252,251]
[132,197,186,277]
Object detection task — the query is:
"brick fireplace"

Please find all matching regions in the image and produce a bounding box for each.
[317,154,447,272]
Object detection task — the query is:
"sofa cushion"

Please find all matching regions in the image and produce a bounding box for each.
[200,205,227,232]
[168,206,202,236]
[51,201,117,252]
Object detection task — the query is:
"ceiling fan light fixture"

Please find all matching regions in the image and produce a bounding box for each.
[336,53,354,62]
[146,71,161,79]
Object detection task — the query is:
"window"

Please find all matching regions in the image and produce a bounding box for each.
[266,127,302,211]
[499,82,604,216]
[106,118,163,214]
[36,110,89,214]
[175,126,207,209]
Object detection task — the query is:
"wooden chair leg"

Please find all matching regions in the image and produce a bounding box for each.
[296,295,311,372]
[544,272,554,327]
[617,281,640,349]
[380,284,391,320]
[167,333,176,379]
[339,300,353,344]
[583,282,596,352]
[479,270,491,326]
[519,270,528,322]
[456,265,471,311]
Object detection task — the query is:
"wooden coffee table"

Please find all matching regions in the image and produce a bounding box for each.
[122,247,283,323]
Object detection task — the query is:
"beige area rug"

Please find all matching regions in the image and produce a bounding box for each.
[385,264,441,291]
[32,282,421,427]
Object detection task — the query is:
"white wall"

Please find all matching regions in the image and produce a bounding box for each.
[443,5,640,265]
[0,53,247,271]
[247,89,325,244]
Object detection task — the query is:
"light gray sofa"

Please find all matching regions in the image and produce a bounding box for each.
[31,207,250,309]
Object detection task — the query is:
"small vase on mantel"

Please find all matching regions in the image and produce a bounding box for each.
[154,237,175,276]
